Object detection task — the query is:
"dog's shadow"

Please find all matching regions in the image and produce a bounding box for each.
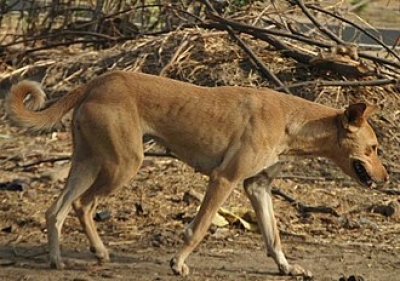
[0,244,142,270]
[0,244,280,277]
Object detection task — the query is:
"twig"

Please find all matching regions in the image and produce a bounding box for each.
[217,22,372,77]
[201,18,400,78]
[307,3,400,63]
[201,0,291,93]
[0,60,56,80]
[11,156,71,170]
[144,151,175,158]
[379,189,400,195]
[159,34,192,76]
[278,174,326,181]
[347,0,374,13]
[200,20,400,70]
[7,151,175,171]
[293,0,345,45]
[205,15,332,48]
[108,240,138,246]
[272,187,339,216]
[276,77,400,91]
[15,39,109,55]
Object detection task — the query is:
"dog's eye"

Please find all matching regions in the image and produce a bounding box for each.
[366,145,379,156]
[365,145,378,156]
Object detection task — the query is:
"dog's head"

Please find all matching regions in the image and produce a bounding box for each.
[333,103,388,188]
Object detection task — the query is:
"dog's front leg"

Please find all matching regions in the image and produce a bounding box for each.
[244,167,313,279]
[170,172,237,276]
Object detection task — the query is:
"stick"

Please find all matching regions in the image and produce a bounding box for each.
[7,156,71,170]
[379,189,400,195]
[272,187,339,216]
[307,3,400,63]
[205,15,332,48]
[276,77,400,91]
[201,19,399,77]
[293,0,345,45]
[6,151,175,171]
[201,0,291,94]
[199,20,400,70]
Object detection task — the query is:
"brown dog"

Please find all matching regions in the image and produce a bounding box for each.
[6,71,388,278]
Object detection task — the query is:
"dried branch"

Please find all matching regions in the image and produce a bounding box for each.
[292,0,346,45]
[201,18,378,78]
[203,14,400,73]
[205,15,332,48]
[201,0,291,93]
[6,151,175,171]
[277,77,400,91]
[272,187,339,216]
[306,3,400,63]
[379,189,400,195]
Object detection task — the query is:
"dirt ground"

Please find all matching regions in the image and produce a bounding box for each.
[0,129,400,281]
[1,1,400,281]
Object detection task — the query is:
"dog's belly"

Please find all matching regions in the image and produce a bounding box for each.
[149,135,224,175]
[177,153,222,175]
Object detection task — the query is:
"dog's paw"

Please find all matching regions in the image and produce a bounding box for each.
[280,263,313,280]
[49,258,65,270]
[170,257,189,276]
[291,264,313,280]
[90,246,110,263]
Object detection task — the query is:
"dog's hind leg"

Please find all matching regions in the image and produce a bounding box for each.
[243,164,313,279]
[72,198,106,260]
[71,154,142,264]
[47,157,142,269]
[46,102,144,269]
[46,157,100,269]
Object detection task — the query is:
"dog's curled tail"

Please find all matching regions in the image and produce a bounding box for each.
[6,81,87,131]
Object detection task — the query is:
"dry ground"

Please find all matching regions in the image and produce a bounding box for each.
[1,95,399,281]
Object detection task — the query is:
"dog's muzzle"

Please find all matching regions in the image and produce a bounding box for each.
[352,160,373,187]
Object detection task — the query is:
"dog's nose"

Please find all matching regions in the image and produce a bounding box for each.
[381,167,389,183]
[383,172,389,182]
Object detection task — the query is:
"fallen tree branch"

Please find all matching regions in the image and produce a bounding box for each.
[307,3,400,63]
[272,187,339,216]
[379,189,400,196]
[201,19,400,72]
[203,18,375,78]
[293,0,345,45]
[204,15,332,48]
[201,0,291,93]
[6,151,175,171]
[18,156,70,169]
[202,14,400,77]
[276,77,400,91]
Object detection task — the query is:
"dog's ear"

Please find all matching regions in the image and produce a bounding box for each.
[363,103,379,117]
[341,103,377,132]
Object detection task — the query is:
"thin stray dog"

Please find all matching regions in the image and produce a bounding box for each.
[6,71,388,278]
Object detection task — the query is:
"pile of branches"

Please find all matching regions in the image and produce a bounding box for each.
[1,1,399,187]
[1,0,399,93]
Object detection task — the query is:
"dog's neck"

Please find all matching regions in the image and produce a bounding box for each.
[284,107,342,158]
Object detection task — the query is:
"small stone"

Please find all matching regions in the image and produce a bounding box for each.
[1,226,13,233]
[348,275,365,281]
[24,189,37,199]
[0,179,28,192]
[0,259,15,266]
[94,211,111,221]
[369,204,395,217]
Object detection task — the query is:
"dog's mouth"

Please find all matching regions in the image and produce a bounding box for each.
[353,160,373,187]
